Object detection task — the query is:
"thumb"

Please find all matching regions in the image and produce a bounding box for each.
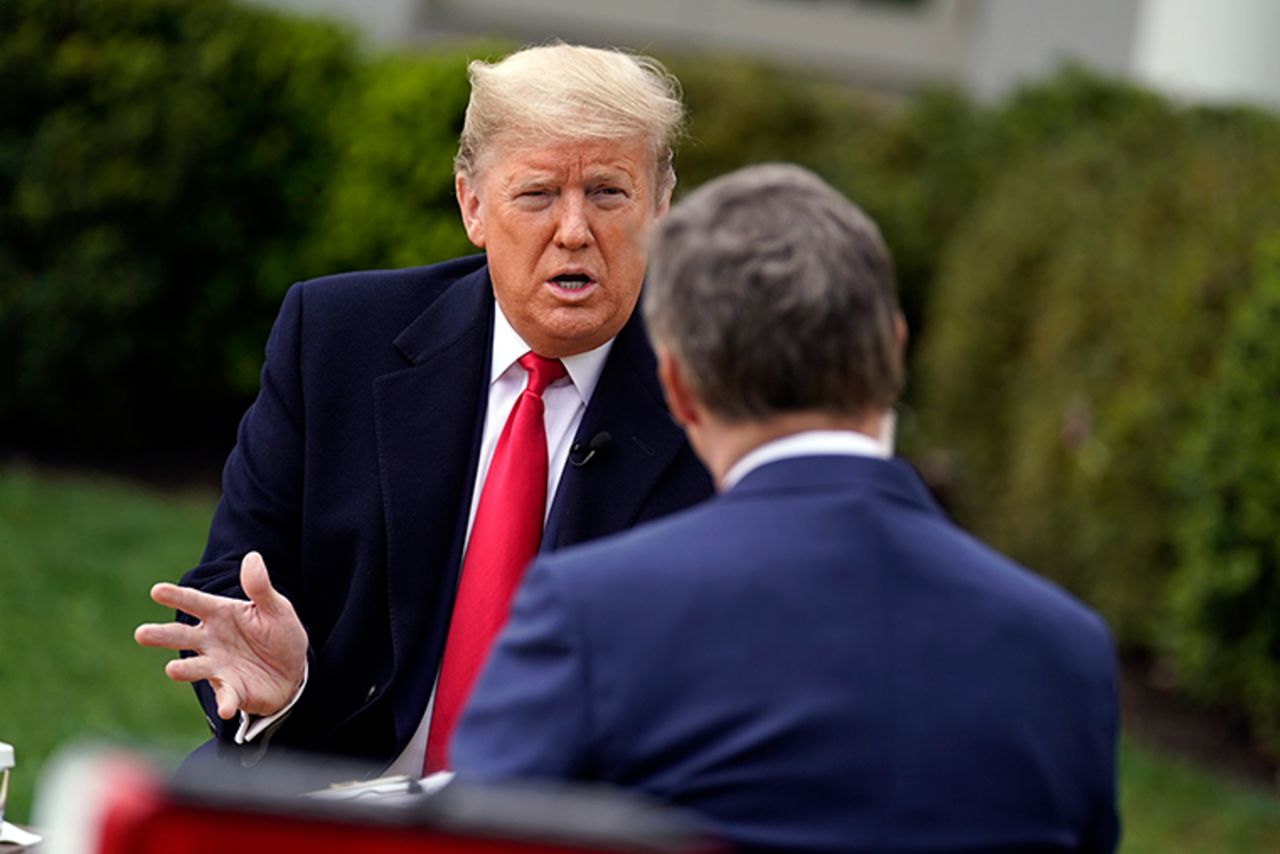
[240,551,289,617]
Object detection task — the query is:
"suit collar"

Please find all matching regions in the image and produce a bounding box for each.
[728,455,943,517]
[392,262,492,366]
[376,264,494,729]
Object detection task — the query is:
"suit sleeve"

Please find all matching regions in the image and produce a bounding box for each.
[451,557,592,780]
[178,282,310,741]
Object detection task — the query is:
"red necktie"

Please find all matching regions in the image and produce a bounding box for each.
[424,352,567,772]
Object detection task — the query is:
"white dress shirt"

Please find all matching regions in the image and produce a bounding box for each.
[382,303,611,774]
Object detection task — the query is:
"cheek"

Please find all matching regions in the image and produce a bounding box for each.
[604,218,656,265]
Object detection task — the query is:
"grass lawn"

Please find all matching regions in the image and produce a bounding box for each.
[0,462,213,823]
[3,462,1280,850]
[1119,738,1280,852]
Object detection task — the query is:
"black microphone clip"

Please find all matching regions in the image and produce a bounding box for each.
[569,431,612,468]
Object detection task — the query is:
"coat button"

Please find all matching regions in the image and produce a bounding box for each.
[365,684,377,701]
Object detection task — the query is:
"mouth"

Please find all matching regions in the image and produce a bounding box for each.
[548,272,597,295]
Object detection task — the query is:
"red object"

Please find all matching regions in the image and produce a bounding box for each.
[426,353,567,772]
[75,750,725,854]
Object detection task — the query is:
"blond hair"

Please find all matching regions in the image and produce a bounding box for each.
[456,43,685,199]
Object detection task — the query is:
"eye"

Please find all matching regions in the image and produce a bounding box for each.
[591,185,629,204]
[513,189,554,209]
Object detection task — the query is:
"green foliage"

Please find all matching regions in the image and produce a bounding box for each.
[0,0,358,453]
[300,46,501,276]
[914,75,1280,655]
[1168,236,1280,755]
[669,55,882,186]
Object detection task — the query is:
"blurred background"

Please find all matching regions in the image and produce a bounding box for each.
[3,0,1280,848]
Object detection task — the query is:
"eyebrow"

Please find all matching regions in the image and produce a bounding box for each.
[506,165,639,192]
[583,167,637,186]
[508,177,556,194]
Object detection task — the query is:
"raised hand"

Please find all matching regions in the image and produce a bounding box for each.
[135,551,308,720]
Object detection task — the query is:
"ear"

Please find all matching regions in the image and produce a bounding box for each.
[456,172,486,249]
[656,346,701,429]
[654,186,672,219]
[895,310,909,354]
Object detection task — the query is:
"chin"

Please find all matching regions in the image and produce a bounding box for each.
[538,312,617,351]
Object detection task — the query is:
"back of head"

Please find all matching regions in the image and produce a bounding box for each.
[456,42,685,198]
[644,163,903,422]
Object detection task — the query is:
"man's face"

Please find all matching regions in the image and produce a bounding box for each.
[456,136,669,358]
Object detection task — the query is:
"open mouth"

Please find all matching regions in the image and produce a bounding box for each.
[550,273,594,291]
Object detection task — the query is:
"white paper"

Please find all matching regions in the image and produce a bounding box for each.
[0,820,42,846]
[306,771,454,807]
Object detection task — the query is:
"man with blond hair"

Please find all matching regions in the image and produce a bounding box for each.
[136,43,713,775]
[454,164,1120,852]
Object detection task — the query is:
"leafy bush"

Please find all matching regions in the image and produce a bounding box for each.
[0,0,357,454]
[300,47,500,276]
[914,78,1280,651]
[1168,235,1280,754]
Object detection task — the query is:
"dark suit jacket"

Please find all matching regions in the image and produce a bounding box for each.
[453,455,1120,853]
[180,254,714,770]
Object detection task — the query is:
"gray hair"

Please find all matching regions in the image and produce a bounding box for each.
[644,163,902,421]
[455,43,685,200]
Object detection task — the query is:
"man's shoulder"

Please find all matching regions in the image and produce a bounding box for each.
[925,519,1115,660]
[296,252,486,302]
[269,254,488,349]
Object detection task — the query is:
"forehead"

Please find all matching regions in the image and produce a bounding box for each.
[482,135,655,184]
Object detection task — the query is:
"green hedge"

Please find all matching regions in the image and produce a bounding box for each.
[913,73,1280,750]
[299,47,500,276]
[0,0,357,454]
[1168,234,1280,754]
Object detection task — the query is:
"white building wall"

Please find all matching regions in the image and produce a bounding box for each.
[963,0,1142,101]
[244,0,419,43]
[245,0,1280,111]
[1133,0,1280,109]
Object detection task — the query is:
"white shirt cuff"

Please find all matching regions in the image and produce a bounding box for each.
[233,662,309,744]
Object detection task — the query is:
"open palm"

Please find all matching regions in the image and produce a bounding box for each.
[135,551,308,720]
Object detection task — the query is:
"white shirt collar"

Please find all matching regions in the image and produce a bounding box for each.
[491,301,614,403]
[721,428,891,491]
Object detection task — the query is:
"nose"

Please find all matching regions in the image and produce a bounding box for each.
[554,194,593,250]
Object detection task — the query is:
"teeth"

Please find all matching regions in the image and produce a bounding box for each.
[552,275,591,290]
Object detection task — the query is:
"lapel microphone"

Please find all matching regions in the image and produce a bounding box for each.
[569,431,612,468]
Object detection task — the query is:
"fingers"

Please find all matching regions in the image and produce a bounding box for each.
[163,657,241,720]
[215,684,242,721]
[163,655,217,684]
[240,551,291,619]
[134,621,202,651]
[149,581,229,620]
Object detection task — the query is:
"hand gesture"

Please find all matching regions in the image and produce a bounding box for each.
[135,551,308,720]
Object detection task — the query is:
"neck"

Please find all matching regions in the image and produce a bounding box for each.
[694,410,885,489]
